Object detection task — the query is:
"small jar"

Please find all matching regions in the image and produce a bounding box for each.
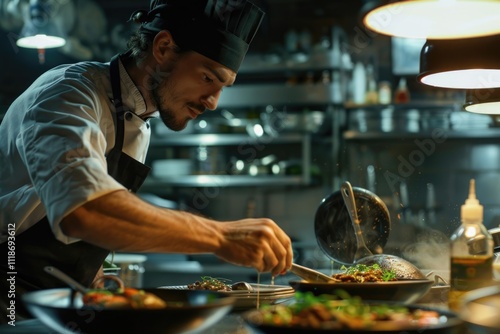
[109,254,147,288]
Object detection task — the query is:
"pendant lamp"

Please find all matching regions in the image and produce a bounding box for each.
[417,34,500,89]
[16,0,66,64]
[464,89,500,114]
[16,24,66,49]
[363,0,500,40]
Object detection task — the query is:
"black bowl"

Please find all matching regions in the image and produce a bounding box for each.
[289,279,434,304]
[22,288,235,334]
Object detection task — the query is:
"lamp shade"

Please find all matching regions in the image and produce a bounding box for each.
[363,0,500,39]
[16,23,66,49]
[16,0,66,49]
[464,88,500,114]
[417,35,500,89]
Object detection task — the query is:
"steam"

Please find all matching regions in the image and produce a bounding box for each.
[401,228,450,270]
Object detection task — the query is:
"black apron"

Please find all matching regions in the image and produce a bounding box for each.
[0,54,151,321]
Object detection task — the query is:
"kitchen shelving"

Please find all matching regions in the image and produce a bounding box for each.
[142,133,313,189]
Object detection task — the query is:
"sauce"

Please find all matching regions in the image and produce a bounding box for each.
[493,259,500,280]
[449,255,493,311]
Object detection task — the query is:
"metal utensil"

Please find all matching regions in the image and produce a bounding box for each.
[290,263,336,283]
[231,281,254,291]
[341,181,374,261]
[44,266,88,294]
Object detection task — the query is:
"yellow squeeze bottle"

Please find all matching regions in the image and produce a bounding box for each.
[449,179,494,311]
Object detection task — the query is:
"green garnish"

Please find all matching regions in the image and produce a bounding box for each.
[339,264,397,281]
[187,276,233,291]
[102,259,119,269]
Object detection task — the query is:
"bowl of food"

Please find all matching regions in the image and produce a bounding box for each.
[22,287,235,334]
[242,291,463,334]
[289,264,433,304]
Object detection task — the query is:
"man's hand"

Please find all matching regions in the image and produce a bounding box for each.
[215,218,293,277]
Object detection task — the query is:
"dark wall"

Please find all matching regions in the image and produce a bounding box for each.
[0,0,368,107]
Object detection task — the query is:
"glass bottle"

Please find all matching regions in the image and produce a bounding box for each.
[394,77,410,103]
[352,62,367,105]
[378,81,392,104]
[365,77,379,104]
[449,179,494,311]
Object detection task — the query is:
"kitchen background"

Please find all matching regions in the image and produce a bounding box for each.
[1,0,499,285]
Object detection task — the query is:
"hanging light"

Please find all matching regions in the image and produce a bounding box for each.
[363,0,500,40]
[16,0,66,64]
[417,34,500,89]
[464,88,500,114]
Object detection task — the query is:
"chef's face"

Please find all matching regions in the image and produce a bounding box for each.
[150,51,237,131]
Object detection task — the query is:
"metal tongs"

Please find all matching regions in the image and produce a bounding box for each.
[290,263,337,283]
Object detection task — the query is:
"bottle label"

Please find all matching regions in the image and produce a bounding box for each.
[450,256,493,291]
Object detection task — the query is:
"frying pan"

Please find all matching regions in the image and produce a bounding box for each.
[341,181,427,279]
[315,182,427,280]
[22,288,235,334]
[314,185,390,265]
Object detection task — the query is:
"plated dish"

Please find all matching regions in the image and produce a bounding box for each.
[242,291,463,334]
[160,284,296,310]
[289,279,433,304]
[288,264,432,304]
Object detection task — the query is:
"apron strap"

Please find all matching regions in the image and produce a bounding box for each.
[107,54,126,171]
[107,53,151,192]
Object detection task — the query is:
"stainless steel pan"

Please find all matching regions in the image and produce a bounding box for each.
[315,182,427,280]
[314,185,390,265]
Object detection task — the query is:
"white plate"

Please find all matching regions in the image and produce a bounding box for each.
[159,284,296,310]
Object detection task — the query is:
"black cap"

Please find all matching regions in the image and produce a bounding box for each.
[132,0,264,72]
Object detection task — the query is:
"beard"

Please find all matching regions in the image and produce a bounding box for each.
[148,73,189,132]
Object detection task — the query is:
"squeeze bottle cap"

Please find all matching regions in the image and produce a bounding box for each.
[461,179,483,223]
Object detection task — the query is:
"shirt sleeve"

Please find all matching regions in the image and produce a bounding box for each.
[18,70,125,244]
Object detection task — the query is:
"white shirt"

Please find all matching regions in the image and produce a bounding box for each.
[0,59,158,244]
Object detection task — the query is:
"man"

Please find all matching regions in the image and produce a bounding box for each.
[0,0,293,321]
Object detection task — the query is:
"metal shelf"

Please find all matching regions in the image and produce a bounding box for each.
[343,100,463,111]
[146,134,313,188]
[238,50,341,74]
[218,83,334,108]
[343,128,500,141]
[141,175,306,189]
[150,133,304,147]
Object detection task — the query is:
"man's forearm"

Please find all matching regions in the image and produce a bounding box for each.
[60,189,223,253]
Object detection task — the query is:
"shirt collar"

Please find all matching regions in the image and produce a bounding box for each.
[118,59,159,118]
